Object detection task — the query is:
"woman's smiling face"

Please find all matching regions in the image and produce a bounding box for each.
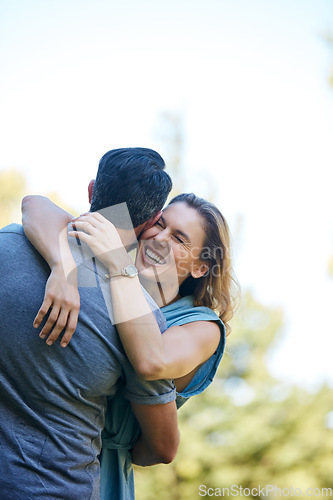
[136,201,207,286]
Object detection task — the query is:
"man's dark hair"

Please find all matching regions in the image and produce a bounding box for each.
[90,147,172,228]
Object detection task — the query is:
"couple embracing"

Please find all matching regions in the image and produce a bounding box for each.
[0,147,238,499]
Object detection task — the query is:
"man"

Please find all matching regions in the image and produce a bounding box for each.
[0,148,179,499]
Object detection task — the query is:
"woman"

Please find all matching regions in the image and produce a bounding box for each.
[22,192,239,499]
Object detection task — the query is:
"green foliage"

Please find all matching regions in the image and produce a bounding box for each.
[327,34,333,276]
[47,191,79,218]
[324,33,333,90]
[0,169,26,227]
[328,255,333,276]
[0,169,79,229]
[134,292,333,499]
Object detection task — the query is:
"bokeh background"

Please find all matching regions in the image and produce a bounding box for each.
[1,0,333,498]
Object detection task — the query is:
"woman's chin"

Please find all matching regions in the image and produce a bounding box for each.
[137,255,168,275]
[137,265,178,289]
[138,266,164,283]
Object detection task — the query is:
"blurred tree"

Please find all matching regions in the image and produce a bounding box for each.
[153,111,186,198]
[0,169,78,229]
[139,109,333,499]
[329,254,333,276]
[152,111,218,202]
[325,33,333,275]
[0,169,26,228]
[324,33,333,88]
[135,291,333,499]
[46,191,79,217]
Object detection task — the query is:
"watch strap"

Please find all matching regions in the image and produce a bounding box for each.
[105,264,138,279]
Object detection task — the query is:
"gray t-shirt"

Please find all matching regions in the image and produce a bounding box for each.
[0,224,175,500]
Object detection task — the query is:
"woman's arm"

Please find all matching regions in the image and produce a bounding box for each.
[70,213,221,380]
[22,195,74,269]
[21,195,80,346]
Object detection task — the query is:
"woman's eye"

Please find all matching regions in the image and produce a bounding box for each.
[154,221,163,227]
[174,235,184,244]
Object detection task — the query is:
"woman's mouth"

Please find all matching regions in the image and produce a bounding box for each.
[143,245,167,266]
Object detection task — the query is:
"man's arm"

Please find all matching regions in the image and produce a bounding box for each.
[130,400,180,466]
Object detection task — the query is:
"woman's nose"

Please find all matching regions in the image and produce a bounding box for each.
[154,230,170,247]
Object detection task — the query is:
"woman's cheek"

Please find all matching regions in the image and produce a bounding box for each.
[175,255,190,280]
[140,227,156,239]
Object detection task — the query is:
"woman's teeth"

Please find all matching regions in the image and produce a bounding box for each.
[145,247,166,265]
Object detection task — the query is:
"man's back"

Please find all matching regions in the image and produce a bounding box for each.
[0,225,175,499]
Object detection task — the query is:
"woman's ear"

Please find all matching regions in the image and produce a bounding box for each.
[191,262,209,279]
[88,180,95,204]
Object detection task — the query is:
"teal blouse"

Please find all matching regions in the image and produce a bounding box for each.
[100,295,226,500]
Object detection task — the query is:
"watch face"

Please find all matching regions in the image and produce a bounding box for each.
[126,265,138,277]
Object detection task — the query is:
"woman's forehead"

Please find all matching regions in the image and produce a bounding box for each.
[163,202,205,238]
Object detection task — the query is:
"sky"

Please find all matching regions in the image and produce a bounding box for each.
[1,0,333,389]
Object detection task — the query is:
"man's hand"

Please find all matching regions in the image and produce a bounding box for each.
[33,265,80,347]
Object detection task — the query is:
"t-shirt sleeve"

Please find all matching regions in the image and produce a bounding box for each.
[121,361,176,405]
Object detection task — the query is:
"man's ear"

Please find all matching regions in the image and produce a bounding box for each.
[143,210,163,230]
[88,180,95,204]
[191,262,209,279]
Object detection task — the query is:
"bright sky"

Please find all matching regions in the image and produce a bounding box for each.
[1,0,333,389]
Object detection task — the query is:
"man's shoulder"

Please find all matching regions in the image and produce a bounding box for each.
[0,223,25,236]
[0,224,30,251]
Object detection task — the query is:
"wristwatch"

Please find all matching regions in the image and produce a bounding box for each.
[105,264,138,279]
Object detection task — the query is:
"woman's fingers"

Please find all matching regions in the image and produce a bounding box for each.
[72,212,115,235]
[44,308,68,345]
[34,268,80,347]
[89,212,109,223]
[71,220,96,234]
[33,296,52,328]
[72,214,101,228]
[39,297,80,347]
[59,309,80,348]
[68,230,92,243]
[38,304,61,339]
[69,213,125,270]
[72,212,107,225]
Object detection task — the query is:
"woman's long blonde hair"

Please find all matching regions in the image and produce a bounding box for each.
[168,193,240,335]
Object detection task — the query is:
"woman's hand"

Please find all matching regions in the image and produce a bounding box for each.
[34,265,80,347]
[68,212,127,271]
